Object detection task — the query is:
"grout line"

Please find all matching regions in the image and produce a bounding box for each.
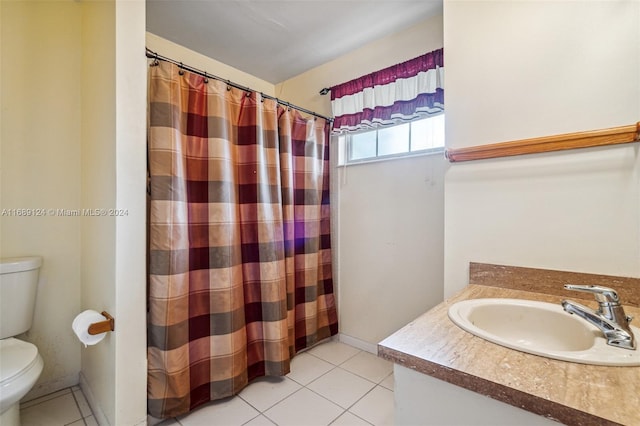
[346,410,375,426]
[303,364,342,388]
[327,408,349,425]
[20,387,72,409]
[175,341,391,425]
[342,383,383,413]
[333,365,379,386]
[69,387,86,425]
[241,413,261,425]
[305,342,363,367]
[237,376,301,414]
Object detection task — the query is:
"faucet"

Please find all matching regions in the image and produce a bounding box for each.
[562,284,636,350]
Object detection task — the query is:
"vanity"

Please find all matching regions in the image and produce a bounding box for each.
[378,263,640,425]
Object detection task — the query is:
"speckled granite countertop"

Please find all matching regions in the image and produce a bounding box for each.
[378,264,640,426]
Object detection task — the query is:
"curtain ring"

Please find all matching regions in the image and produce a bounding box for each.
[203,72,209,84]
[151,53,159,67]
[245,91,251,98]
[178,62,184,76]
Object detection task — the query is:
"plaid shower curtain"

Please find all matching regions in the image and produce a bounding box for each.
[147,61,338,419]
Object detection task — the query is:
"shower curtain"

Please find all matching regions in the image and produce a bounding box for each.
[147,61,338,419]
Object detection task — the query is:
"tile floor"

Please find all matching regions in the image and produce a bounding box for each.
[161,340,395,426]
[19,385,97,426]
[18,340,395,426]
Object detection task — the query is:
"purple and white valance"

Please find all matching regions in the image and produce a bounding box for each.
[330,48,444,132]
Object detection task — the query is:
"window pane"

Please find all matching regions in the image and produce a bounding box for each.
[411,115,445,151]
[350,131,377,160]
[378,122,410,156]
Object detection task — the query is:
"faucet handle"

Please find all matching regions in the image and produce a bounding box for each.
[564,284,620,304]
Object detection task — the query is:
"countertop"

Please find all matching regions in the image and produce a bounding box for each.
[378,264,640,426]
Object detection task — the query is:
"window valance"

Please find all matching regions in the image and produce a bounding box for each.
[330,48,444,132]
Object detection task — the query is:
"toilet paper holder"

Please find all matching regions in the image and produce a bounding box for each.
[87,311,115,335]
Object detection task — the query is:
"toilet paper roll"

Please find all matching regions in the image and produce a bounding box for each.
[72,310,108,347]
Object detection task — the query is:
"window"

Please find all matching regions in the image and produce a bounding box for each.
[337,114,444,165]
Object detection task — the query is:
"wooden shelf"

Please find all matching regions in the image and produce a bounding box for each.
[445,122,640,163]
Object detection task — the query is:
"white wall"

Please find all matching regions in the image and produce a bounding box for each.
[395,365,556,425]
[337,155,446,344]
[443,1,640,297]
[278,14,446,345]
[0,0,82,398]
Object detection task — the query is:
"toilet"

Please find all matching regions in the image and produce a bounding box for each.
[0,257,44,426]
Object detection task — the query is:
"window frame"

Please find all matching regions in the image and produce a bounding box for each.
[338,114,445,166]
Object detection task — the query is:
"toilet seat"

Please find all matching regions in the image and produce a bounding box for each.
[0,338,40,386]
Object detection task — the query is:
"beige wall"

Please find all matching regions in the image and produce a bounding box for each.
[146,32,276,96]
[81,1,147,425]
[275,14,444,118]
[278,14,446,346]
[113,1,147,423]
[443,1,640,297]
[1,0,82,397]
[1,1,147,423]
[80,1,116,421]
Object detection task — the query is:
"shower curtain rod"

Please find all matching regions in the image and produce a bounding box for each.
[146,48,334,123]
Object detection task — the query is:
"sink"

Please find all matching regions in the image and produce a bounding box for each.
[448,298,640,366]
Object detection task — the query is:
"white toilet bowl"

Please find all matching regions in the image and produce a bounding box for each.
[0,338,44,424]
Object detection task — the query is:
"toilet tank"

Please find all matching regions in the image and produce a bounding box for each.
[0,257,42,339]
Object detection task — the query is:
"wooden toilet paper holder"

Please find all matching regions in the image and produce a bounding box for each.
[87,311,115,335]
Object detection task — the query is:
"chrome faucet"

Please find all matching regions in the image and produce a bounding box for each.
[562,284,636,350]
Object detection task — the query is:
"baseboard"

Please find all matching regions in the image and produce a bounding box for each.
[338,333,378,354]
[79,372,109,426]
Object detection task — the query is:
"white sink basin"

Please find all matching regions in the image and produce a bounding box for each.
[448,298,640,366]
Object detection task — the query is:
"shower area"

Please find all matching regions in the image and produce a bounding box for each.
[146,55,339,419]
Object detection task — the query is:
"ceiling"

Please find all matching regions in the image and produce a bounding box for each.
[146,0,443,84]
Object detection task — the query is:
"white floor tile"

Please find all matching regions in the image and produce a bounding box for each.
[331,411,372,426]
[20,388,72,409]
[84,415,99,426]
[286,353,334,385]
[178,396,259,426]
[239,376,301,412]
[308,340,361,366]
[72,388,93,417]
[349,386,394,426]
[340,352,393,384]
[263,388,343,426]
[380,373,394,391]
[155,418,180,426]
[20,392,82,426]
[243,414,276,425]
[148,414,168,425]
[307,368,376,409]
